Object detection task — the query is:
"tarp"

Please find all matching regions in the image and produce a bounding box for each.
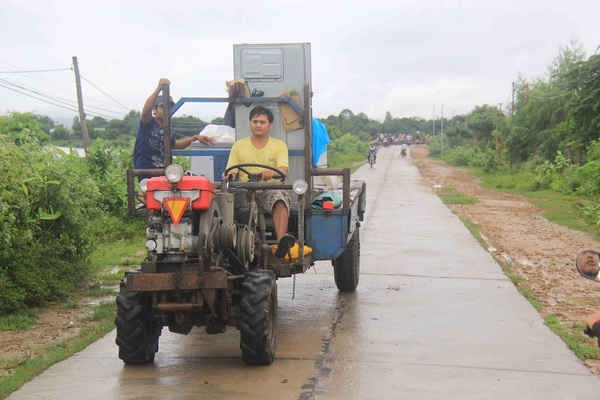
[312,118,330,167]
[312,190,342,209]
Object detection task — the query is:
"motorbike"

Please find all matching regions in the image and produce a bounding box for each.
[575,250,600,345]
[368,150,376,168]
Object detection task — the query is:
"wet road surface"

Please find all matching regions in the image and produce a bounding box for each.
[8,146,600,399]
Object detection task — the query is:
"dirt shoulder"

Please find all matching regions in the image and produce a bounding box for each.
[411,145,600,374]
[0,296,113,381]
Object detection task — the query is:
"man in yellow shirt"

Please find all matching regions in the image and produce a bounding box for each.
[225,106,295,258]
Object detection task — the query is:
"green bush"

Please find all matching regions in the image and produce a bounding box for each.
[443,146,475,166]
[0,115,103,314]
[428,136,442,157]
[574,160,600,196]
[328,133,368,167]
[532,160,556,190]
[577,202,600,228]
[471,148,505,172]
[584,140,600,162]
[85,140,129,215]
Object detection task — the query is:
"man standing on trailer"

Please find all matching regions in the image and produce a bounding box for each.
[134,78,214,172]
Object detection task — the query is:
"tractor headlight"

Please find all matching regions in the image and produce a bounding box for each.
[138,178,149,193]
[292,179,308,195]
[145,239,157,251]
[165,164,184,183]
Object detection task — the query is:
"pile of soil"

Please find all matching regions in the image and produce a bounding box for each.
[411,146,600,374]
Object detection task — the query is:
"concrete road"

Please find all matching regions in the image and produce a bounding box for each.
[8,146,600,399]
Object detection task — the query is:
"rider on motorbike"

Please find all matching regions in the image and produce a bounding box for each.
[368,142,377,163]
[401,143,408,157]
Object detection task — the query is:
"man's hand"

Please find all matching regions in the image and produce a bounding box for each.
[194,135,215,145]
[261,170,276,181]
[585,312,600,338]
[158,78,171,88]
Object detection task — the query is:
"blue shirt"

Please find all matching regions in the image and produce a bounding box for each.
[133,119,175,169]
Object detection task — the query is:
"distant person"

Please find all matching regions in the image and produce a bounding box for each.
[134,78,214,173]
[368,142,377,163]
[224,105,296,258]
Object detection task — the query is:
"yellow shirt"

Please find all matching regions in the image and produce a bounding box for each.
[226,136,289,182]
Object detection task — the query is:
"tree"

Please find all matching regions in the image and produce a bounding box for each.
[50,125,70,140]
[383,111,393,132]
[466,105,500,147]
[32,114,56,134]
[566,53,600,149]
[548,39,586,82]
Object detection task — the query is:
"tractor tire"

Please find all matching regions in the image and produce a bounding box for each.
[115,279,161,364]
[239,270,277,365]
[333,228,360,292]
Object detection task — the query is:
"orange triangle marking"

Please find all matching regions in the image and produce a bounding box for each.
[164,198,190,226]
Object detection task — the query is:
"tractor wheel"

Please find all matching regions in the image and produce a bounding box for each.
[333,228,360,292]
[239,270,277,365]
[115,278,161,364]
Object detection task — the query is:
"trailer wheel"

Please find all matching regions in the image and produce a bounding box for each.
[333,228,360,292]
[240,270,277,365]
[115,278,161,364]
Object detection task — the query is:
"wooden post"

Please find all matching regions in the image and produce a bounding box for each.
[161,84,172,167]
[72,56,90,155]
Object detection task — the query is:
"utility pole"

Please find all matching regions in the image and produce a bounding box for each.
[72,56,90,155]
[432,105,436,137]
[440,104,444,157]
[511,81,515,116]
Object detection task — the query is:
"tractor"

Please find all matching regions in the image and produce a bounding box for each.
[116,42,366,365]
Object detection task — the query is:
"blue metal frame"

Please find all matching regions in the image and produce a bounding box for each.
[306,210,348,260]
[170,96,303,116]
[173,149,306,182]
[168,95,359,263]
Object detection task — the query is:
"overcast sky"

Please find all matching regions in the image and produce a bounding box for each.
[1,0,599,125]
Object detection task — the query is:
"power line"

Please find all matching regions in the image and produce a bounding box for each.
[80,74,131,111]
[0,77,75,108]
[0,81,78,113]
[0,77,115,120]
[0,63,125,120]
[0,67,71,73]
[80,102,123,116]
[51,93,122,117]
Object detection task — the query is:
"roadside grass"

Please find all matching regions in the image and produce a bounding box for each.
[0,313,37,331]
[0,232,143,399]
[82,286,118,298]
[461,219,485,245]
[90,238,145,273]
[437,186,478,205]
[544,314,600,361]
